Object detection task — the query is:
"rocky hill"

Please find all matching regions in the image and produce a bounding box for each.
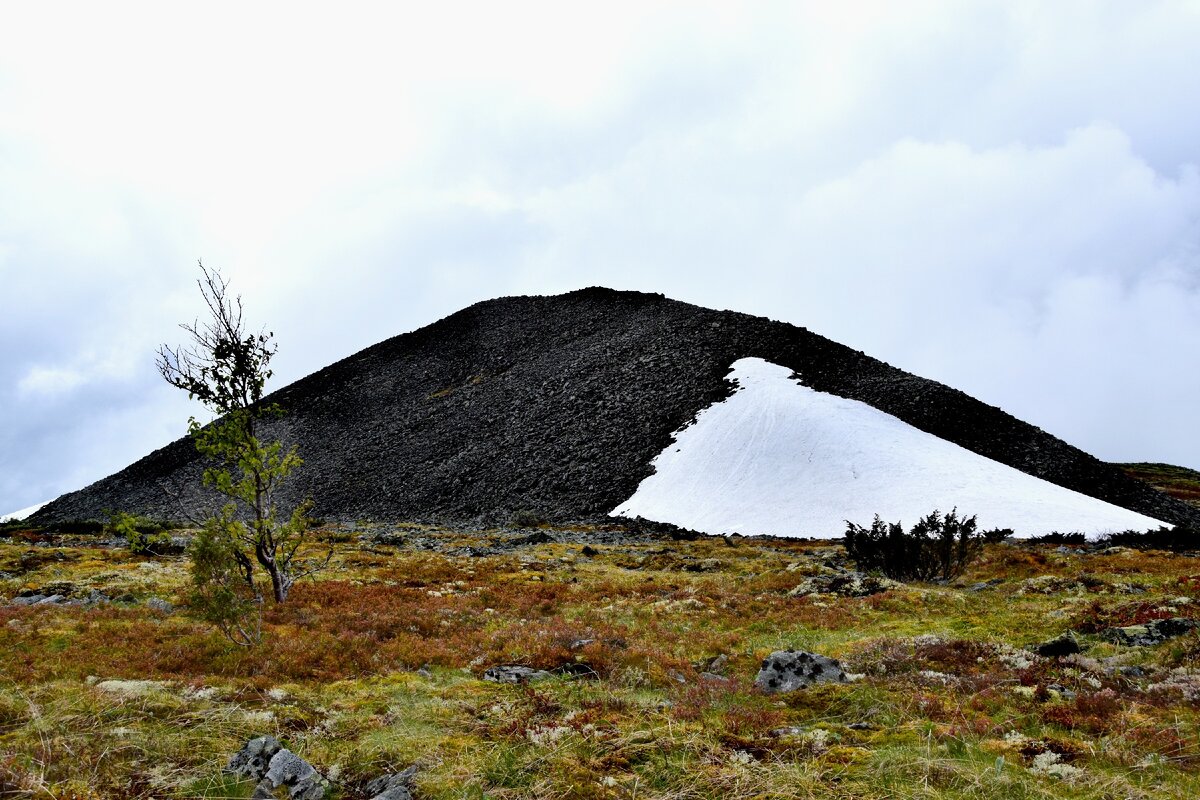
[31,288,1200,529]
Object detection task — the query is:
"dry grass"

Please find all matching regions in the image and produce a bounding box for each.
[0,524,1198,798]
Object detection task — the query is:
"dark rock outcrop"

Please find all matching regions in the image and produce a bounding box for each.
[30,289,1200,529]
[1034,631,1083,658]
[1104,617,1198,647]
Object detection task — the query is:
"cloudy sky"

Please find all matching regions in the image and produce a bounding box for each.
[2,1,1198,515]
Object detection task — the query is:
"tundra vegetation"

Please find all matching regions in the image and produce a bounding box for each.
[2,503,1200,799]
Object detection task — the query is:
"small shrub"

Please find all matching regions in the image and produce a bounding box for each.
[104,511,173,556]
[1027,531,1086,545]
[1099,525,1199,552]
[843,509,981,581]
[510,509,544,528]
[187,514,264,647]
[980,527,1013,543]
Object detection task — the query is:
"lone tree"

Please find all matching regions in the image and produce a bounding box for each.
[157,263,323,640]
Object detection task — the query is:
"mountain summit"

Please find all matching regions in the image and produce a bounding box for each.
[31,288,1199,534]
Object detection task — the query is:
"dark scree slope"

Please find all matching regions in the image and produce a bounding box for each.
[32,288,1200,529]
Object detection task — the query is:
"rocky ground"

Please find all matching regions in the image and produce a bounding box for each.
[2,519,1200,798]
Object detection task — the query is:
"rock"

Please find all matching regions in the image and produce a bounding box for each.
[364,765,418,800]
[85,589,111,605]
[967,578,1004,592]
[1104,617,1198,647]
[257,748,330,800]
[1035,631,1082,658]
[482,665,554,684]
[787,571,899,598]
[1045,683,1077,701]
[227,735,283,780]
[699,671,731,684]
[514,530,556,546]
[754,650,847,693]
[146,597,175,613]
[11,594,47,606]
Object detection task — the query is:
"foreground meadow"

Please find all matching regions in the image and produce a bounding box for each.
[1,521,1198,799]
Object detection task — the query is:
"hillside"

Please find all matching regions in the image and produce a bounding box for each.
[1120,462,1200,510]
[31,288,1200,530]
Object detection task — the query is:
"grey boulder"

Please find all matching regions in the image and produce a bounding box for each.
[226,735,282,780]
[365,765,418,800]
[482,665,553,684]
[755,650,847,693]
[255,748,330,800]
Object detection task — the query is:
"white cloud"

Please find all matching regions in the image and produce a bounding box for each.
[17,366,85,397]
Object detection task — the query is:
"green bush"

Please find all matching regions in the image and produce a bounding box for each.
[105,511,174,556]
[844,509,982,581]
[187,508,263,647]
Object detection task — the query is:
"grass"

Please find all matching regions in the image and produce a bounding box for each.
[0,522,1199,798]
[1119,462,1200,508]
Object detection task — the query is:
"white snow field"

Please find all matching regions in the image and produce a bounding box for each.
[612,358,1166,538]
[0,501,48,523]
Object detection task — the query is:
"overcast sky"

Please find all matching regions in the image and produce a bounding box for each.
[2,1,1199,515]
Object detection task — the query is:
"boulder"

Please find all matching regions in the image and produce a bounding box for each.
[146,597,175,613]
[1035,631,1082,657]
[482,665,554,684]
[754,650,847,693]
[255,748,330,800]
[364,765,418,800]
[787,572,899,598]
[227,735,282,780]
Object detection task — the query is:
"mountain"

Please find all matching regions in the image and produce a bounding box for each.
[30,288,1200,534]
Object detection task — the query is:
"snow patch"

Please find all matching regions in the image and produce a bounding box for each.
[0,501,49,523]
[611,358,1166,538]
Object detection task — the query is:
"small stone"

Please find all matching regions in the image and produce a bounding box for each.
[146,597,174,613]
[1045,683,1077,701]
